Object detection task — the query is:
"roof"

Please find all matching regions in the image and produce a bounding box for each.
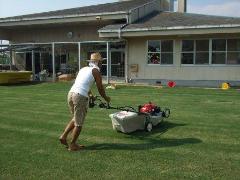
[0,0,150,22]
[100,12,240,32]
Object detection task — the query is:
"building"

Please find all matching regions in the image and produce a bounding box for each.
[0,0,240,86]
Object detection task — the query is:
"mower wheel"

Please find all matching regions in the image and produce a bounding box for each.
[163,108,170,118]
[146,122,153,132]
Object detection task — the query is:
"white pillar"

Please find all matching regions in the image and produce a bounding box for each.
[106,42,110,84]
[78,42,81,71]
[125,41,129,83]
[32,50,35,79]
[169,0,175,11]
[174,39,181,67]
[209,39,212,65]
[178,0,187,13]
[52,43,56,82]
[9,46,13,71]
[39,52,42,71]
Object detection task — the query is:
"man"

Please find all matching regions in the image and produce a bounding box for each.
[59,52,111,151]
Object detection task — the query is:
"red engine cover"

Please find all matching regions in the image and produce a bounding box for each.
[140,102,156,113]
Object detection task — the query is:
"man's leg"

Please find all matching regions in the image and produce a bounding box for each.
[59,120,75,147]
[60,92,75,147]
[69,126,85,151]
[68,94,88,151]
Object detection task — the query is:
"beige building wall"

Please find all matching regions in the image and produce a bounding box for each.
[8,23,108,43]
[0,29,9,39]
[127,36,240,81]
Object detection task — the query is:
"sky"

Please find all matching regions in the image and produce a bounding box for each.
[0,0,240,18]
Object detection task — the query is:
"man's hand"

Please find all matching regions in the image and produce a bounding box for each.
[89,94,96,101]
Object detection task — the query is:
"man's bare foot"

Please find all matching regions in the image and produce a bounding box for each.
[68,143,85,151]
[59,137,68,148]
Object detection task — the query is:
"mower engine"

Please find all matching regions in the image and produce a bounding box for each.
[139,102,160,115]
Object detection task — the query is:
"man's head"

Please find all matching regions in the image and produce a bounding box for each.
[88,52,103,68]
[90,52,102,62]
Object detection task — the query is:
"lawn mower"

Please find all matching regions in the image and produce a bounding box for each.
[89,96,170,133]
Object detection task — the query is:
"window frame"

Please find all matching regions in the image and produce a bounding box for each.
[211,39,227,65]
[226,39,240,65]
[181,38,240,66]
[147,40,174,66]
[181,39,210,65]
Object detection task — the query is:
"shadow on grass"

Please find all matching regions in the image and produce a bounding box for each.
[85,121,202,151]
[0,81,44,86]
[128,121,186,138]
[85,138,202,151]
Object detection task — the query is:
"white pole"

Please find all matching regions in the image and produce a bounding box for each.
[78,42,81,71]
[106,42,110,84]
[52,43,56,82]
[40,52,42,71]
[32,50,35,79]
[10,46,13,71]
[125,41,128,83]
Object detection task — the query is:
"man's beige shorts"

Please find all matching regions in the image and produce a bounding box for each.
[67,92,89,127]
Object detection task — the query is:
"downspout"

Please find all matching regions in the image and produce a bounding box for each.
[118,24,128,39]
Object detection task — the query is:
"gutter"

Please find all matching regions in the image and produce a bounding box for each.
[100,24,240,34]
[123,24,240,32]
[118,23,129,39]
[117,13,130,39]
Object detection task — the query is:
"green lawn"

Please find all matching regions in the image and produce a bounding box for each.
[0,82,239,180]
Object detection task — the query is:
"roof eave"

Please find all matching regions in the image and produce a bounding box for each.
[0,11,128,27]
[99,25,240,38]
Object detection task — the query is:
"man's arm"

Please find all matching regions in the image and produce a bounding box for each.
[92,68,111,103]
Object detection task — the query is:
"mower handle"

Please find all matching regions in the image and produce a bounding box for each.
[92,97,136,112]
[91,96,170,118]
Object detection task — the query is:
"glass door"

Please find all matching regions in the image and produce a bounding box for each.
[111,51,125,77]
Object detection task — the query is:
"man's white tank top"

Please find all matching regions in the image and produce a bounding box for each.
[69,66,98,97]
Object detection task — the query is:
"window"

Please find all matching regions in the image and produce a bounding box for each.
[211,39,240,64]
[196,40,209,64]
[181,40,209,65]
[182,53,193,64]
[227,39,240,64]
[147,40,173,65]
[182,40,194,51]
[227,52,240,64]
[181,40,194,64]
[212,52,226,64]
[161,40,173,64]
[148,40,160,52]
[181,39,240,65]
[212,39,226,51]
[212,39,226,64]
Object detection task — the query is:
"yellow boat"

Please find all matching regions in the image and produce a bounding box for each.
[0,71,32,84]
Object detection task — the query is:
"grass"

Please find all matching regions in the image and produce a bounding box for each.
[0,82,239,180]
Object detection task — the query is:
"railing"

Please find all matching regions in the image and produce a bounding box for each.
[129,0,173,23]
[129,0,161,23]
